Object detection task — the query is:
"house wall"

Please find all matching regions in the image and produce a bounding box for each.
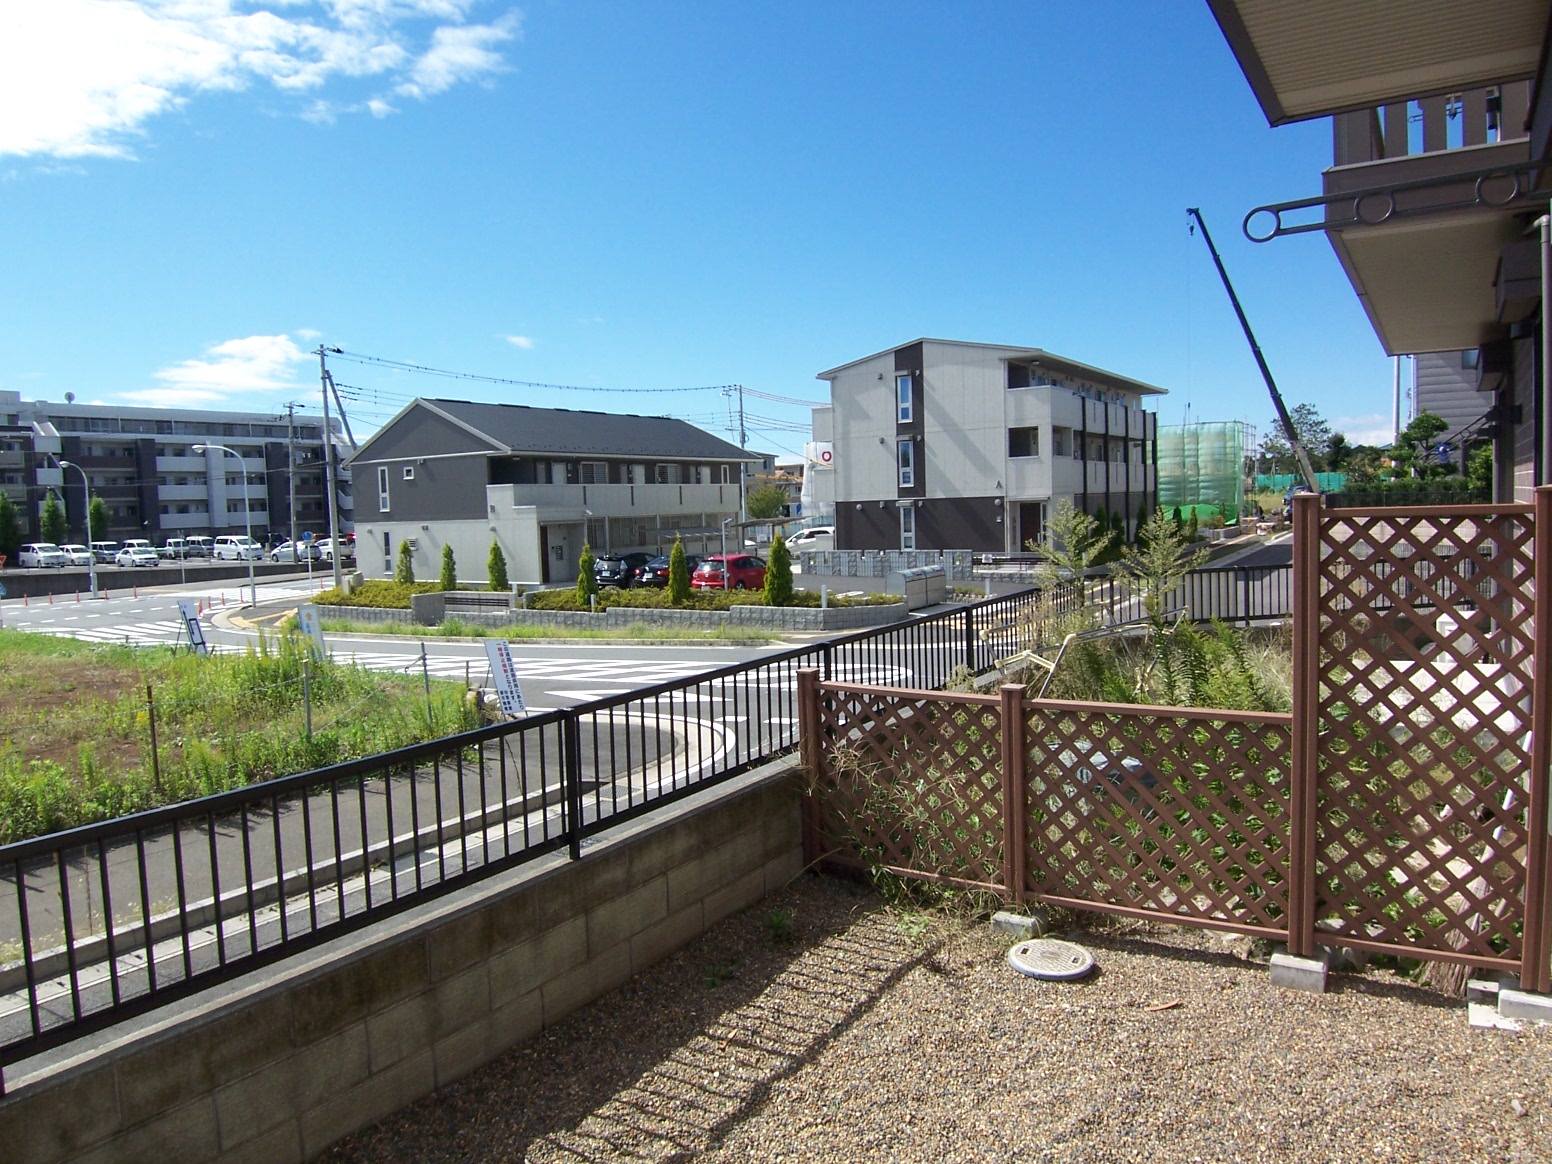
[1414,351,1488,443]
[0,767,803,1164]
[357,507,545,587]
[364,454,491,524]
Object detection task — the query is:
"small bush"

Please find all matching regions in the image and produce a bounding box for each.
[488,540,509,591]
[440,544,457,591]
[764,534,793,606]
[314,580,441,608]
[668,536,690,605]
[395,539,415,584]
[576,543,597,606]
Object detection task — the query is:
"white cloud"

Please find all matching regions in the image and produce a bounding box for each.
[124,333,312,407]
[505,334,534,349]
[0,1,523,160]
[1333,413,1396,446]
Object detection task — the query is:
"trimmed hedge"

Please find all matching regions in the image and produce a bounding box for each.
[314,580,443,609]
[523,586,900,612]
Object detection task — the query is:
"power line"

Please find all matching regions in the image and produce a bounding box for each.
[331,350,736,396]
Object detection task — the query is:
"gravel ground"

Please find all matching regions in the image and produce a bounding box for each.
[322,874,1552,1164]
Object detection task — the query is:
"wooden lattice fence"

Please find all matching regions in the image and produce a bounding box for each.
[799,491,1552,990]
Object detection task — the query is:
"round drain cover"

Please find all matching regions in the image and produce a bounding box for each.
[1007,938,1095,981]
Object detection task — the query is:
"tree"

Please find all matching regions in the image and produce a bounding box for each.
[1028,499,1115,604]
[394,539,415,584]
[1467,443,1493,494]
[1186,511,1199,542]
[745,483,789,520]
[87,495,110,542]
[1171,506,1183,530]
[1120,508,1211,626]
[439,544,457,592]
[487,540,509,592]
[764,533,793,606]
[0,492,20,560]
[668,536,691,604]
[40,492,66,545]
[1261,403,1334,472]
[575,542,597,606]
[1391,409,1453,479]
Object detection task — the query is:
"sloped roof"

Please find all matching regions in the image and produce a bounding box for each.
[353,398,762,463]
[816,338,1167,396]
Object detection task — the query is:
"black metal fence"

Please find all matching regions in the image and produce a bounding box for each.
[0,588,1041,1084]
[1083,564,1293,626]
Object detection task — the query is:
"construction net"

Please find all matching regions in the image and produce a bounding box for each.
[1157,422,1251,521]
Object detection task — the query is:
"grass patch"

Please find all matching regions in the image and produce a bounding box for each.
[0,628,485,843]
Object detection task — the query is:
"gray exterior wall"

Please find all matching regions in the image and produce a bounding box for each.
[364,454,491,524]
[351,405,499,463]
[1414,352,1489,443]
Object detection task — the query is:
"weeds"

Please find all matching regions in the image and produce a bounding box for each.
[762,907,797,947]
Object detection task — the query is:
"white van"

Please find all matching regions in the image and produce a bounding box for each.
[213,535,263,561]
[787,526,835,552]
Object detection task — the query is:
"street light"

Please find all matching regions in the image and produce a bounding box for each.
[720,516,736,590]
[55,460,98,598]
[193,443,258,607]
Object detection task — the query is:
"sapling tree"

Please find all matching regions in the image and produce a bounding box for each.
[487,540,509,591]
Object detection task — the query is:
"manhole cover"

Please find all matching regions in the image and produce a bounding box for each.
[1008,938,1095,981]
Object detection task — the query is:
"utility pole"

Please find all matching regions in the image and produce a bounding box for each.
[736,384,749,522]
[318,345,344,591]
[286,402,299,554]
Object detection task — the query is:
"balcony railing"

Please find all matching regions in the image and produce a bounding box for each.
[1333,81,1530,167]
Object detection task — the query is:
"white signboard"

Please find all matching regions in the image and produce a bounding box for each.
[177,599,209,656]
[296,605,327,653]
[804,441,833,468]
[484,640,527,715]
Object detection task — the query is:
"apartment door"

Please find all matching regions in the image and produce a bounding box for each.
[1018,503,1045,552]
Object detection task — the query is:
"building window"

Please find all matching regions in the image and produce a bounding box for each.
[896,374,913,423]
[1008,427,1040,458]
[377,466,390,512]
[900,506,916,550]
[897,439,915,488]
[720,464,731,484]
[580,461,608,484]
[1052,429,1068,458]
[1111,443,1124,464]
[402,465,415,481]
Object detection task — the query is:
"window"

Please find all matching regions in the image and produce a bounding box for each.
[655,464,671,484]
[377,466,390,512]
[1008,427,1040,458]
[1462,349,1481,370]
[720,464,731,484]
[580,461,608,484]
[897,439,915,488]
[900,506,916,550]
[629,463,645,485]
[402,465,415,481]
[1111,443,1124,464]
[1052,429,1068,458]
[896,374,913,423]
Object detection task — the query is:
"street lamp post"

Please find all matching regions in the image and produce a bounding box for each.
[56,460,98,598]
[720,516,735,590]
[194,443,258,606]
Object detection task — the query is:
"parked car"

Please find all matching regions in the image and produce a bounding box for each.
[213,535,264,561]
[115,545,161,567]
[1281,485,1313,521]
[58,544,94,567]
[121,538,154,552]
[637,553,700,587]
[593,551,653,588]
[690,554,766,590]
[270,539,319,563]
[184,535,213,558]
[17,543,68,568]
[159,538,191,560]
[90,541,120,563]
[786,526,835,552]
[316,536,355,563]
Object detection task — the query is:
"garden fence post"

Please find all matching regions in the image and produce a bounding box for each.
[1287,492,1321,956]
[563,711,583,861]
[145,683,162,795]
[999,684,1027,903]
[1522,487,1552,994]
[797,668,823,866]
[963,606,976,672]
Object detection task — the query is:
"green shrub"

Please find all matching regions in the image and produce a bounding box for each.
[439,544,457,591]
[395,539,415,584]
[576,543,597,606]
[764,534,793,606]
[314,580,441,608]
[668,536,690,605]
[488,540,509,591]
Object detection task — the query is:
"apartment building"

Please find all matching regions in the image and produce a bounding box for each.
[0,391,351,544]
[344,398,769,584]
[813,339,1164,552]
[1207,1,1551,501]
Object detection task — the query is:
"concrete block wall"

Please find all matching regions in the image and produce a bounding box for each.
[0,767,804,1164]
[314,600,910,634]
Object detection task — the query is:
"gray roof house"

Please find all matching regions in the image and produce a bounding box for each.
[346,398,769,585]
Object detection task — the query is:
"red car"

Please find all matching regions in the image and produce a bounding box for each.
[690,553,766,590]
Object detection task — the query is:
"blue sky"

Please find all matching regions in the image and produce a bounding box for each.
[0,2,1397,459]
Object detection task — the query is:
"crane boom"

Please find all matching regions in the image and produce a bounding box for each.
[1187,206,1320,494]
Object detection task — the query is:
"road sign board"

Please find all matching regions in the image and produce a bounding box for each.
[484,640,526,715]
[296,605,327,653]
[177,599,209,656]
